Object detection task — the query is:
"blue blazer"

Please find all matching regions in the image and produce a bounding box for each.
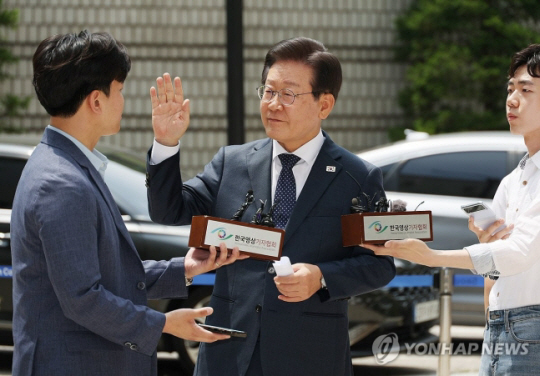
[147,133,396,376]
[11,128,188,376]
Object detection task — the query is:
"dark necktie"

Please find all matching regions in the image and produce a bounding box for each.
[274,153,301,229]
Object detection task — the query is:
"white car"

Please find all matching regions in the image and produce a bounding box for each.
[357,131,527,326]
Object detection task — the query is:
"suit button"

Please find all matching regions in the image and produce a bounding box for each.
[124,341,138,351]
[268,267,275,274]
[255,304,262,313]
[137,282,146,290]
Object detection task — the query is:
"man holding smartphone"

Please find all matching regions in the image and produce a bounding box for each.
[10,30,246,376]
[365,44,540,375]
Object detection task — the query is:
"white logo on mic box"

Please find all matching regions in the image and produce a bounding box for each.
[363,213,431,241]
[204,220,282,258]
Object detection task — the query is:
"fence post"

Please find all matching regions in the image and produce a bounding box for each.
[437,267,453,376]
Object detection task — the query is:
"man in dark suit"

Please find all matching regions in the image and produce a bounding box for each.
[146,37,396,376]
[10,30,246,376]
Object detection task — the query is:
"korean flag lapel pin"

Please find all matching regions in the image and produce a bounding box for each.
[326,166,336,172]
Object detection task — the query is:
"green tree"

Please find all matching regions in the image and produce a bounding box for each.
[0,0,30,133]
[394,0,540,138]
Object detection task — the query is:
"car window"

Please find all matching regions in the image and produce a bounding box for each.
[385,151,508,198]
[105,161,151,221]
[379,163,398,179]
[0,157,27,209]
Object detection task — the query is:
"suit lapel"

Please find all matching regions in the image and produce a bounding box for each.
[41,129,137,251]
[284,136,343,243]
[247,139,273,207]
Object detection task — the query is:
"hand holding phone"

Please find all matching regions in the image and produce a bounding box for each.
[461,201,506,233]
[197,323,247,338]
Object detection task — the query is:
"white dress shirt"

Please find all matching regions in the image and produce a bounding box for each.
[150,131,326,203]
[467,152,540,310]
[270,131,325,203]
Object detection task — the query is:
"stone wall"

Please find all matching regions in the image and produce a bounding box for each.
[1,0,411,179]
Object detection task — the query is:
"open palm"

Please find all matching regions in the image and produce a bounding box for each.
[150,73,190,146]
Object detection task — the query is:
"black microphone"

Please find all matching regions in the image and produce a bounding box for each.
[345,170,388,213]
[231,190,254,221]
[345,171,369,213]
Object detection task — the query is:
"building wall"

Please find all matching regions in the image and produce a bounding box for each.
[1,0,411,179]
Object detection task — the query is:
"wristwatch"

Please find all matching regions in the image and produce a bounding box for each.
[185,277,193,286]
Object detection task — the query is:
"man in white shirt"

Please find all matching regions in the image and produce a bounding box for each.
[146,37,396,376]
[364,43,540,375]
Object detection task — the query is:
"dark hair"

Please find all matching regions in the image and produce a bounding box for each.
[32,30,131,117]
[261,37,342,101]
[508,44,540,78]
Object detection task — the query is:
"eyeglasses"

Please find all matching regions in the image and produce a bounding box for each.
[256,85,316,106]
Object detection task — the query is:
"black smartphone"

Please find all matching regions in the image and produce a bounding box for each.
[198,323,247,338]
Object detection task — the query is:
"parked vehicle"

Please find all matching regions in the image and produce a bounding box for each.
[357,130,527,326]
[0,141,439,372]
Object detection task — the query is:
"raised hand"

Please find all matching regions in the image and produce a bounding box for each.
[150,73,190,146]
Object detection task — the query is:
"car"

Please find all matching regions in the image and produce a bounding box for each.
[0,141,439,371]
[357,130,528,326]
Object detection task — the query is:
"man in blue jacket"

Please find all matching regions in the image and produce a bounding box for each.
[10,30,245,376]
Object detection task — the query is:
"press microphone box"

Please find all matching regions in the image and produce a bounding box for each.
[188,215,285,261]
[341,211,433,246]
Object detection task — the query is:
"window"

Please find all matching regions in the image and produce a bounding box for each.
[379,163,397,178]
[0,157,27,209]
[384,151,508,198]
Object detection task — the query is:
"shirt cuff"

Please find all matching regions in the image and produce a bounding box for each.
[465,243,496,275]
[150,139,180,165]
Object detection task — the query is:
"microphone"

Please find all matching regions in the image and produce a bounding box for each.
[346,171,370,213]
[345,170,388,213]
[345,170,364,192]
[231,190,255,221]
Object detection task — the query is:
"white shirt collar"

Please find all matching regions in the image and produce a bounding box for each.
[272,130,325,167]
[47,125,108,179]
[529,152,540,171]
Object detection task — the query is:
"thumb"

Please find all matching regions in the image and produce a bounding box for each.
[467,216,476,230]
[183,99,191,116]
[190,306,213,319]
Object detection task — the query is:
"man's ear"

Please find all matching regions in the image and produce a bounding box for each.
[318,93,335,120]
[87,90,102,114]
